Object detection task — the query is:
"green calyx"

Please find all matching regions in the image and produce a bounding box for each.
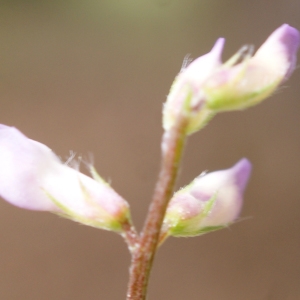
[166,192,227,237]
[204,80,279,112]
[43,183,129,233]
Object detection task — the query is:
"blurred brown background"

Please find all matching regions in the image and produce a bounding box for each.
[0,0,299,299]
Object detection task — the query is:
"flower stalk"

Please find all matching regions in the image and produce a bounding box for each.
[126,114,189,300]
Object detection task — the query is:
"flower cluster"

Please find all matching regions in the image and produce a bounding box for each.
[0,24,298,239]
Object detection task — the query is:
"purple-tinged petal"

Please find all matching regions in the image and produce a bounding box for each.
[162,159,252,237]
[254,24,300,80]
[204,24,300,111]
[163,38,225,134]
[181,38,225,84]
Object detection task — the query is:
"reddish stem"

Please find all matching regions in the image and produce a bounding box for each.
[126,115,188,300]
[121,220,140,254]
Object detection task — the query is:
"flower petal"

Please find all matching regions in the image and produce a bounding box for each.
[204,24,300,111]
[163,38,225,134]
[0,125,130,231]
[162,158,252,237]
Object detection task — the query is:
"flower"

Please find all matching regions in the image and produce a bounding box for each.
[0,125,131,232]
[163,24,300,135]
[161,159,252,238]
[163,38,224,134]
[204,24,300,112]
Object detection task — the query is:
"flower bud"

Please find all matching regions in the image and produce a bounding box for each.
[163,38,224,134]
[163,24,299,135]
[162,159,252,238]
[204,24,300,112]
[0,125,131,232]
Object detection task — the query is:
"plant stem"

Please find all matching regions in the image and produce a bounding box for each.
[126,115,188,300]
[121,220,139,255]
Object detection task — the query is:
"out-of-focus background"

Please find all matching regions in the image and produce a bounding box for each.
[0,1,299,299]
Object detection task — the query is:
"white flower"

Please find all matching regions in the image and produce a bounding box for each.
[0,125,131,232]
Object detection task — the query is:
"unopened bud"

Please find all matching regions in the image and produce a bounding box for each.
[163,24,299,135]
[0,125,131,232]
[162,159,252,238]
[163,38,224,134]
[204,24,300,112]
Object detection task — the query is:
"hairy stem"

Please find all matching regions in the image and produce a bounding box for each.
[126,115,188,300]
[122,220,139,255]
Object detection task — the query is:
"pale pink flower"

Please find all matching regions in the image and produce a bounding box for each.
[204,24,300,111]
[163,24,300,135]
[163,38,224,134]
[162,159,252,237]
[0,125,130,232]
